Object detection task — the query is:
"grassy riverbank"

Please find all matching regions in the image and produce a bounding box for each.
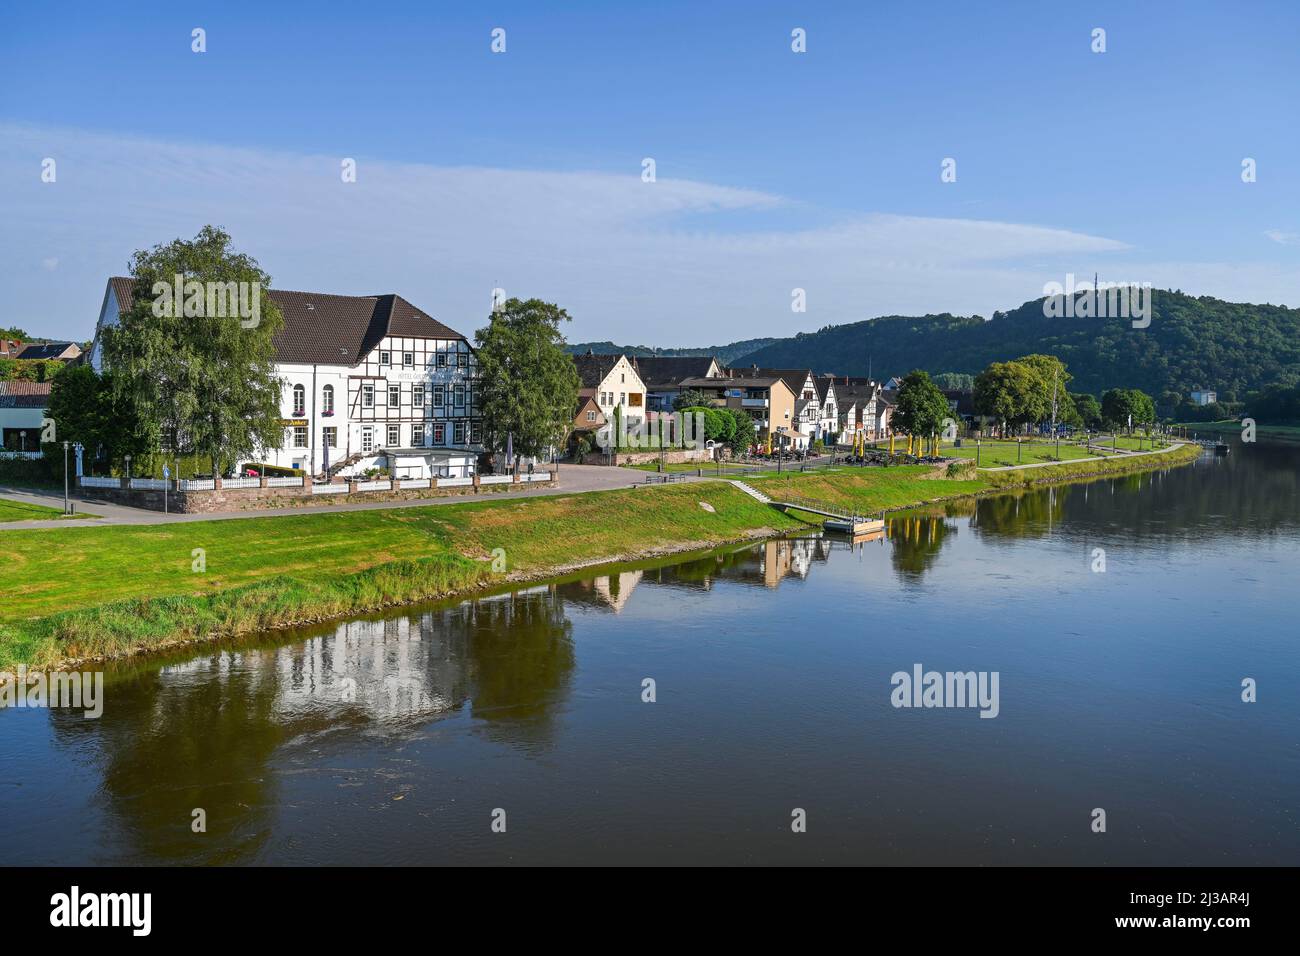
[0,442,1199,668]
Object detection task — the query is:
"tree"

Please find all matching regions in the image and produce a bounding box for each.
[1015,354,1072,424]
[1070,392,1103,429]
[41,364,149,473]
[102,226,285,477]
[1101,388,1155,432]
[933,372,974,390]
[673,388,711,411]
[680,405,732,445]
[727,408,756,451]
[974,362,1044,435]
[475,298,581,462]
[892,369,950,441]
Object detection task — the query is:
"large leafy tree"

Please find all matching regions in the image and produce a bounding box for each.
[974,361,1046,435]
[1071,392,1103,429]
[892,369,950,439]
[1015,354,1072,424]
[474,298,581,462]
[1101,388,1156,432]
[102,226,285,476]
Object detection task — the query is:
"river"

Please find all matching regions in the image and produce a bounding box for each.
[3,440,1297,865]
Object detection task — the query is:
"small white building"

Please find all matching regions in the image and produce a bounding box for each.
[1189,389,1217,406]
[89,278,484,479]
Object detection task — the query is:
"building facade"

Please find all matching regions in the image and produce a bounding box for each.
[89,278,483,479]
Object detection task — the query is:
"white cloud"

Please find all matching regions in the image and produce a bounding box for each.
[1264,229,1300,245]
[3,122,1294,344]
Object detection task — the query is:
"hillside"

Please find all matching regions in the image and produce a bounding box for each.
[565,337,778,365]
[732,291,1300,398]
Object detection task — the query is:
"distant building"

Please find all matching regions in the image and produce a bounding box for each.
[570,352,647,433]
[0,338,23,359]
[632,355,725,411]
[568,392,606,455]
[15,341,81,362]
[677,368,797,450]
[0,380,51,455]
[1189,389,1217,406]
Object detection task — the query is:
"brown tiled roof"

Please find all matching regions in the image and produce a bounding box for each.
[106,278,467,365]
[571,351,624,388]
[0,380,52,408]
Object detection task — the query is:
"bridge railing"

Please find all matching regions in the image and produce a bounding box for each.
[776,494,872,522]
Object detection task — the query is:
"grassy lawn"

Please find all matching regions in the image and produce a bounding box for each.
[751,465,990,514]
[0,482,802,666]
[0,498,76,522]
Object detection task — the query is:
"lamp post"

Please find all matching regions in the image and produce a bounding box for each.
[62,440,70,514]
[124,454,132,484]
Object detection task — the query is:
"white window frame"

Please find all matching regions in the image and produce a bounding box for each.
[379,350,391,367]
[292,384,305,417]
[362,384,375,408]
[362,426,374,453]
[322,384,334,415]
[412,423,425,447]
[403,351,414,368]
[323,426,337,448]
[387,423,400,447]
[388,385,401,407]
[412,385,425,408]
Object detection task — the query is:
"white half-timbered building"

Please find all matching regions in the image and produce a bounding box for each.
[89,278,483,479]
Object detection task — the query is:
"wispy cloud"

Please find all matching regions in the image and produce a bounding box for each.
[2,122,1294,344]
[1264,229,1300,246]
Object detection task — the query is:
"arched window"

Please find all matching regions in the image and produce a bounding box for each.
[292,384,305,416]
[322,384,334,415]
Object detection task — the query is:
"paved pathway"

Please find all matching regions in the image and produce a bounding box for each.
[0,465,705,531]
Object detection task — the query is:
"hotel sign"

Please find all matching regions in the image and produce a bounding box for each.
[280,418,309,427]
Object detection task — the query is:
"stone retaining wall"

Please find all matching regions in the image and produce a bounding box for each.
[77,473,556,514]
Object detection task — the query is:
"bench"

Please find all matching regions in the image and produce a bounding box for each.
[641,472,687,484]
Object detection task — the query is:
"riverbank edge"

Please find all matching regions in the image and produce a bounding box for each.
[1,442,1200,671]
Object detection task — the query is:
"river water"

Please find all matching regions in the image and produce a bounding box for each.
[3,441,1297,865]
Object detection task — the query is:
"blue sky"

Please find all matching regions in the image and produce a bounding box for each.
[2,0,1298,344]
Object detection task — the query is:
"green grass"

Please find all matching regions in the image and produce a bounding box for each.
[0,483,801,667]
[0,442,1200,668]
[0,497,73,522]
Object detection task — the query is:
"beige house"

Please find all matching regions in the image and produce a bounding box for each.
[674,371,796,451]
[571,352,647,433]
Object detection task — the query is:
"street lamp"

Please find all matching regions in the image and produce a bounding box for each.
[124,454,132,482]
[62,440,70,514]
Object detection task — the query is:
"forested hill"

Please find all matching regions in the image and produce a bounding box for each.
[565,337,778,365]
[733,291,1300,397]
